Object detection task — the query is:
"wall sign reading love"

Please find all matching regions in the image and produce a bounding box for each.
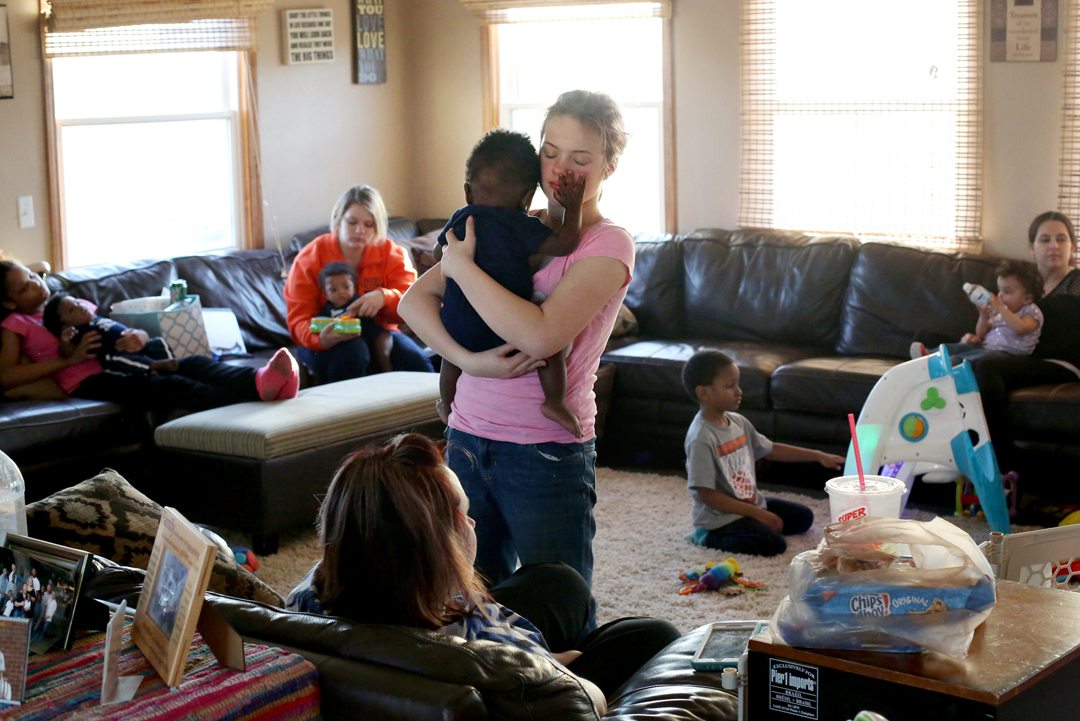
[354,0,386,84]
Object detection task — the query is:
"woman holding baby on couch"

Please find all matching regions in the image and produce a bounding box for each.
[967,211,1080,463]
[399,90,636,631]
[284,185,434,383]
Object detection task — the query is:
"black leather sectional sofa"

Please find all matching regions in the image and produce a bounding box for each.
[599,229,1080,489]
[2,218,429,501]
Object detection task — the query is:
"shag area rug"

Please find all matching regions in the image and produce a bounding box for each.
[255,467,1035,633]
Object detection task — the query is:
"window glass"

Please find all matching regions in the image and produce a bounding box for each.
[498,17,664,234]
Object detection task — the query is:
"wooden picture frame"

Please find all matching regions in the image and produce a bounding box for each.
[0,5,13,99]
[353,0,385,83]
[131,508,216,688]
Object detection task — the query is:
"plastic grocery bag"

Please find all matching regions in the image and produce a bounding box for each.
[769,516,996,658]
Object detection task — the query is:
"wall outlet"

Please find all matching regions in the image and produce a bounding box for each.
[17,196,34,229]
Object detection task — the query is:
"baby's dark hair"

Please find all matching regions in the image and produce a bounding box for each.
[465,129,541,208]
[997,259,1044,302]
[682,350,735,400]
[43,292,71,338]
[319,261,358,290]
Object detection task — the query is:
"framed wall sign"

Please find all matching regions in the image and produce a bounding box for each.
[0,5,13,100]
[353,0,385,84]
[282,9,335,66]
[991,0,1058,62]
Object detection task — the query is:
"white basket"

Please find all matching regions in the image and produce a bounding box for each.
[980,525,1080,592]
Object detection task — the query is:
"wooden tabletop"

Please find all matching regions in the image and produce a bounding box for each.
[749,580,1080,705]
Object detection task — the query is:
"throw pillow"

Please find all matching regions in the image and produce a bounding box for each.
[609,303,639,338]
[26,469,285,607]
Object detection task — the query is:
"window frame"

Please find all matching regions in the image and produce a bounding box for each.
[479,14,677,234]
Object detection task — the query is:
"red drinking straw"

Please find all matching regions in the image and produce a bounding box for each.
[848,412,866,490]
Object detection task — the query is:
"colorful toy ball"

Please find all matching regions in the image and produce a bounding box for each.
[231,546,259,575]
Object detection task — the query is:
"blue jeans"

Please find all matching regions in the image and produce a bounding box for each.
[703,498,814,556]
[297,329,433,384]
[445,428,598,590]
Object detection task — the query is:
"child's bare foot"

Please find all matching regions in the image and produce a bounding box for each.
[436,399,451,425]
[542,400,583,438]
[256,348,299,401]
[150,359,180,374]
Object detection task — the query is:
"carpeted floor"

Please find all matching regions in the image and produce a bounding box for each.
[255,467,1035,633]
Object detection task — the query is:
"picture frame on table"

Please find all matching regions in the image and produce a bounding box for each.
[0,5,13,99]
[131,507,217,688]
[0,534,90,655]
[0,618,30,705]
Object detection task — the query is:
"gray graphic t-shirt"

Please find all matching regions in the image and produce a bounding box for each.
[684,411,773,530]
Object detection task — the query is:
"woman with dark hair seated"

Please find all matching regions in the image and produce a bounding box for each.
[967,211,1080,465]
[287,433,682,715]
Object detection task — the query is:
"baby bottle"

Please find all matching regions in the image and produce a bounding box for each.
[962,282,992,307]
[0,451,27,536]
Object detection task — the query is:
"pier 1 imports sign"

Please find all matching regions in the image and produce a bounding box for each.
[991,0,1057,62]
[353,0,385,83]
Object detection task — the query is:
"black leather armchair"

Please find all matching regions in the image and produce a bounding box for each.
[84,564,738,721]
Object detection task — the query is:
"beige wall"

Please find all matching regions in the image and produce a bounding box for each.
[0,0,51,265]
[255,0,416,246]
[0,0,1069,267]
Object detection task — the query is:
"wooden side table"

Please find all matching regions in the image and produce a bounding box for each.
[748,580,1080,720]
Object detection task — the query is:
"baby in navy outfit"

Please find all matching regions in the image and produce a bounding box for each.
[44,293,177,376]
[435,128,586,436]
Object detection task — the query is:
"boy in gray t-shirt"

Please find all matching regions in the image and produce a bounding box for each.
[682,350,844,556]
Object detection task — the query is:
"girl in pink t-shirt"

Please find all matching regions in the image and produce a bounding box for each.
[400,91,635,619]
[0,261,299,408]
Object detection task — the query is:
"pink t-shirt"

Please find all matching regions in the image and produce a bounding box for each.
[449,220,635,444]
[1,308,102,393]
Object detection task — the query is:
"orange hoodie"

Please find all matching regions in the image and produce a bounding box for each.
[285,233,417,351]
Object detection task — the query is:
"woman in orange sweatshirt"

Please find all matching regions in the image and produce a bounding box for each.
[285,185,434,382]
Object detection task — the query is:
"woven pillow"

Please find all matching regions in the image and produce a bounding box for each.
[609,303,639,338]
[26,469,284,607]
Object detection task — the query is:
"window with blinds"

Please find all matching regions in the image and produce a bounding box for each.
[739,0,983,252]
[1058,0,1080,262]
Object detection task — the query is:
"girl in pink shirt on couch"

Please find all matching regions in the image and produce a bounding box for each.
[400,91,635,633]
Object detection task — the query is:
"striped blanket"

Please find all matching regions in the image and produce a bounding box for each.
[0,624,321,720]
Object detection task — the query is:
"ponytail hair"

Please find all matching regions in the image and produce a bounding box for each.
[314,433,488,628]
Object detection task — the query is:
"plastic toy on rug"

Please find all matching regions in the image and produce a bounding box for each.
[956,471,1018,520]
[678,558,766,596]
[231,545,259,575]
[845,345,1011,533]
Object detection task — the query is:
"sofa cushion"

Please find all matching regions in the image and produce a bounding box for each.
[205,594,599,721]
[608,624,735,718]
[681,230,860,347]
[602,339,824,410]
[837,242,1002,358]
[624,234,684,338]
[770,356,902,414]
[1005,382,1080,442]
[0,398,132,460]
[154,372,440,460]
[173,250,292,352]
[25,469,284,607]
[47,258,178,314]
